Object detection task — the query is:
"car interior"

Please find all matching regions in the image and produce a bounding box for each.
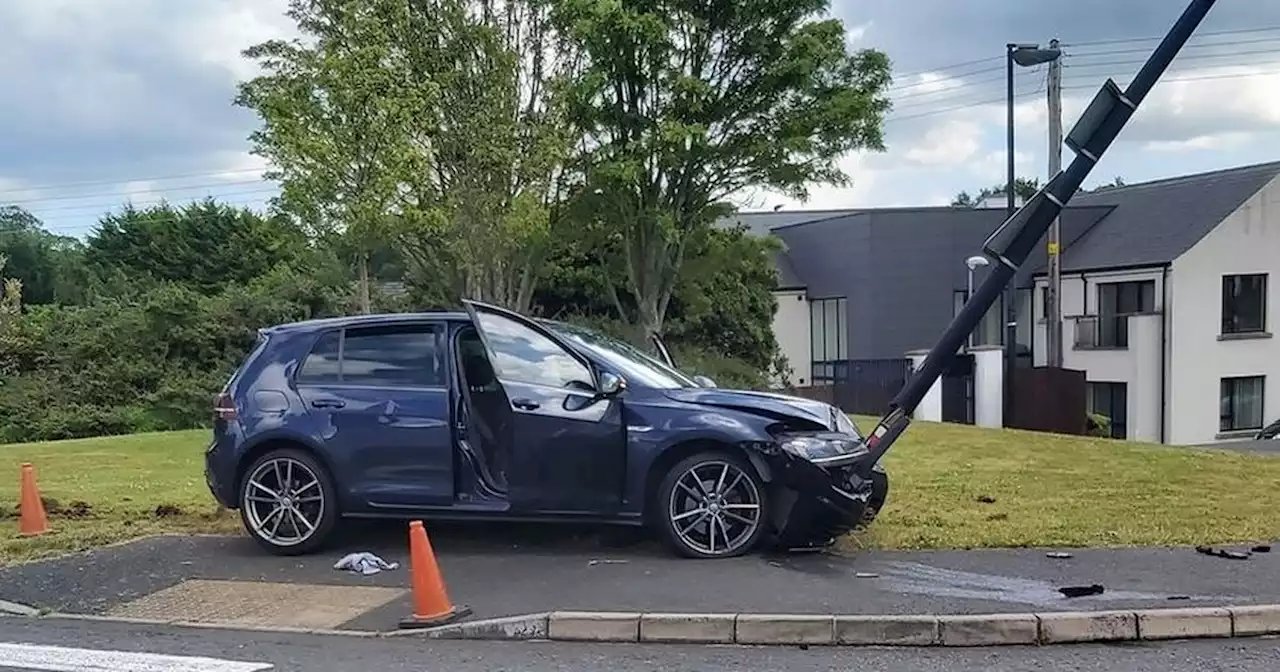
[454,326,513,495]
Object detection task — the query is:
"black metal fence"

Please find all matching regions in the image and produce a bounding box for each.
[789,358,911,416]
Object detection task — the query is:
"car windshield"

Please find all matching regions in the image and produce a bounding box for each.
[542,321,699,389]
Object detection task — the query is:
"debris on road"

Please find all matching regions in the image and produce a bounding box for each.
[333,552,399,575]
[1196,545,1251,560]
[1168,595,1190,601]
[587,558,629,566]
[855,572,879,579]
[1046,552,1073,559]
[1059,584,1105,598]
[1253,545,1272,553]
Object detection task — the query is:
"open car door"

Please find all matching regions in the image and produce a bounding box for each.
[649,332,676,369]
[461,300,626,513]
[650,332,718,388]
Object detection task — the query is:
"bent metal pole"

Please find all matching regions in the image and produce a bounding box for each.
[855,0,1219,476]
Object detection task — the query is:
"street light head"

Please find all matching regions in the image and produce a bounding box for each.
[1011,46,1062,67]
[965,255,990,270]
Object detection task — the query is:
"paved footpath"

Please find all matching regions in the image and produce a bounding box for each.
[2,521,1277,634]
[3,615,1280,671]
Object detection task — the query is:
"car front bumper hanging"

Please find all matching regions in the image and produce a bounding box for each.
[754,448,887,550]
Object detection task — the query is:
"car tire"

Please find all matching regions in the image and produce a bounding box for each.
[238,447,338,556]
[654,450,769,559]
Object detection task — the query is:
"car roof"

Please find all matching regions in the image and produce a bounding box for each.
[262,311,472,335]
[261,311,585,337]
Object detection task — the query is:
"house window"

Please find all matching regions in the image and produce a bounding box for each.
[1220,376,1265,432]
[953,290,1004,347]
[1221,273,1267,335]
[1087,381,1128,439]
[810,297,848,383]
[1093,280,1155,348]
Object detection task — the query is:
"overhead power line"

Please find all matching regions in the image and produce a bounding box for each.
[1062,24,1280,48]
[0,167,270,197]
[0,179,275,209]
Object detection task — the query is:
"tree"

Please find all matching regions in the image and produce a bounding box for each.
[236,0,425,313]
[1087,176,1127,192]
[394,0,582,312]
[555,0,892,337]
[0,206,85,305]
[951,177,1040,207]
[84,198,312,296]
[0,254,19,318]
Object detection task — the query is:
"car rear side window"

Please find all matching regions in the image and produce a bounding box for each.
[297,331,342,384]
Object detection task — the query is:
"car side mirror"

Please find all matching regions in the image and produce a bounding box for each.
[693,375,718,388]
[598,371,627,396]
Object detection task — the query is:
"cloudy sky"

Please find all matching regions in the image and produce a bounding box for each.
[2,0,1278,238]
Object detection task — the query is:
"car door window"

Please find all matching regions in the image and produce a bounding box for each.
[475,312,592,389]
[341,325,444,387]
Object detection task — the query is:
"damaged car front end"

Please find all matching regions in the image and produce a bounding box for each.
[748,412,888,551]
[658,388,888,553]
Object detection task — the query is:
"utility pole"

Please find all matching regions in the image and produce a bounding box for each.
[1046,37,1064,368]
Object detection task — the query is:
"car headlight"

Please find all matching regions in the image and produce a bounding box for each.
[777,434,864,461]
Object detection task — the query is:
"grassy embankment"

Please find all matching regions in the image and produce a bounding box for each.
[3,418,1278,565]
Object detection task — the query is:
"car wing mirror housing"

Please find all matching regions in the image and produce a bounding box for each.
[598,371,627,397]
[693,375,718,388]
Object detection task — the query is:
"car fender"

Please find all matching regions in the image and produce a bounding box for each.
[651,411,779,483]
[235,428,341,495]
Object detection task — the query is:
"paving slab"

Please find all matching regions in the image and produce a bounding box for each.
[1,521,1278,633]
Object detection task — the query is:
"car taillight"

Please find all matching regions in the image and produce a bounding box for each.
[214,392,237,420]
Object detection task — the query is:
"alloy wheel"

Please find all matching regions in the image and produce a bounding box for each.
[667,460,762,557]
[243,457,325,547]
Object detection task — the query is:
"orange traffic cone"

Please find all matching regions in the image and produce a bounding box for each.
[398,520,471,629]
[18,463,49,537]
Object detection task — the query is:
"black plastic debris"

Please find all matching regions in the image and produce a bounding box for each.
[1253,545,1272,553]
[976,495,997,504]
[1046,552,1073,559]
[1059,584,1105,598]
[1196,545,1251,560]
[1167,595,1190,601]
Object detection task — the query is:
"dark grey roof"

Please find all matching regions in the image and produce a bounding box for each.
[766,206,1112,358]
[1053,160,1280,272]
[718,209,857,236]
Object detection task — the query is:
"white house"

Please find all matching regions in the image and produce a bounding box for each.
[1030,160,1280,445]
[725,160,1280,446]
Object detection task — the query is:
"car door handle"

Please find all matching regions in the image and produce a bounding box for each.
[511,398,540,411]
[311,398,346,409]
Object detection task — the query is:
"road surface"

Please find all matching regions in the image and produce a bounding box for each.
[2,616,1280,672]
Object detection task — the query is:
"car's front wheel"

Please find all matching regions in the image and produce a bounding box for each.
[238,447,337,556]
[654,450,768,559]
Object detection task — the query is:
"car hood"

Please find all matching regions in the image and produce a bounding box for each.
[662,388,843,431]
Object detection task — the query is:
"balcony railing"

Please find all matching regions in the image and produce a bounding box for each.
[1073,314,1130,349]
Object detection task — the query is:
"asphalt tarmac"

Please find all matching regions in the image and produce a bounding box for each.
[3,615,1280,672]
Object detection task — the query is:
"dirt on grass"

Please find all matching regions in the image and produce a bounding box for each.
[2,420,1280,565]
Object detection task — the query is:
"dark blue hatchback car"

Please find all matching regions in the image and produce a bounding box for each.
[205,300,888,559]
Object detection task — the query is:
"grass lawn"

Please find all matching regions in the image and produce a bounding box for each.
[2,419,1279,565]
[0,430,238,566]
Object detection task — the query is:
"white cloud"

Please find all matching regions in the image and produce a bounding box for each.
[903,120,981,166]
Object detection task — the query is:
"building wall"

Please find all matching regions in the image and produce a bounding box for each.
[1169,175,1280,445]
[772,289,811,386]
[1033,267,1167,442]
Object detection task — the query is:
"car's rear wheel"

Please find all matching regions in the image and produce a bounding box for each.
[238,448,337,556]
[655,450,768,559]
